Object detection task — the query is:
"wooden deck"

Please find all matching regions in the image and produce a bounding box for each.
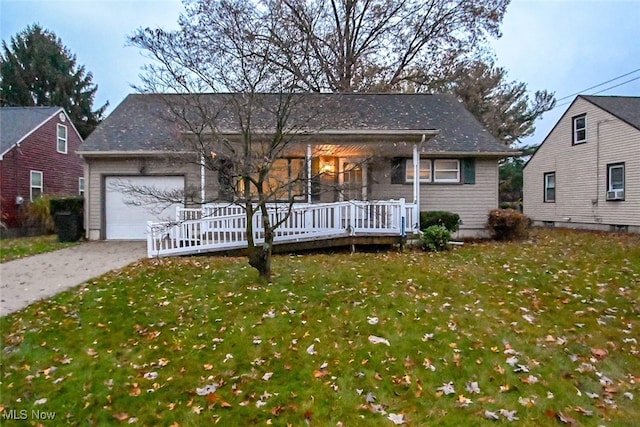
[147,199,417,258]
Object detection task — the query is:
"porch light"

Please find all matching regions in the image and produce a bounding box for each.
[211,151,217,159]
[320,157,334,174]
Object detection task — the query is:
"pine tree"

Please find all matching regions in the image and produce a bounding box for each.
[0,24,108,137]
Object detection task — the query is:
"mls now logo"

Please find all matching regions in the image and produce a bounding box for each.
[2,409,57,420]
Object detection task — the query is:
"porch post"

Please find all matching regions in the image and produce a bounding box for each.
[413,141,420,230]
[306,144,312,204]
[200,153,206,205]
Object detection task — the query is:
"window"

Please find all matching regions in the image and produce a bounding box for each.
[30,171,43,201]
[57,124,68,153]
[79,177,85,196]
[405,159,431,183]
[544,172,555,203]
[607,163,625,200]
[433,159,460,183]
[237,158,306,200]
[572,114,586,144]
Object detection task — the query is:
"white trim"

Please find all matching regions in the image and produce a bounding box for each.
[544,172,556,203]
[79,176,85,195]
[572,114,587,144]
[607,163,625,191]
[30,170,44,201]
[433,159,460,183]
[57,123,68,154]
[405,158,431,183]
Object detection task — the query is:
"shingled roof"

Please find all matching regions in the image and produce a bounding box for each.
[581,95,640,131]
[80,93,514,156]
[0,106,63,156]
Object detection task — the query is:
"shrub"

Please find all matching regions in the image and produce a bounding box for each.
[420,211,461,233]
[22,196,55,234]
[419,225,451,252]
[487,209,529,241]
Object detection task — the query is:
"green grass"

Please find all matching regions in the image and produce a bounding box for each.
[0,234,78,263]
[1,228,639,426]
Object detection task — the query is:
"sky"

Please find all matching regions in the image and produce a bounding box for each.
[1,0,639,147]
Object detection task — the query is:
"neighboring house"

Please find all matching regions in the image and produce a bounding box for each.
[523,95,640,233]
[0,107,85,228]
[79,93,516,241]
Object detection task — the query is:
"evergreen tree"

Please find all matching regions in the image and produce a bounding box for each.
[432,59,555,146]
[0,24,107,137]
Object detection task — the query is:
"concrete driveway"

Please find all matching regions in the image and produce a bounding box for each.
[0,241,146,317]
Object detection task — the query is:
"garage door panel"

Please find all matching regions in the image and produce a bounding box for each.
[105,176,184,240]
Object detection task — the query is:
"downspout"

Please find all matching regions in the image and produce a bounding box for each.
[306,144,312,204]
[413,134,426,230]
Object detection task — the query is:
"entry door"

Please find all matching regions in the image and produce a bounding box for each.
[340,161,367,201]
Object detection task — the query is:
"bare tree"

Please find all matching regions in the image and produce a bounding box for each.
[129,0,334,279]
[263,0,510,92]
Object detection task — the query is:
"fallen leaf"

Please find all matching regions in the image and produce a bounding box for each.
[556,412,578,425]
[196,384,218,396]
[591,348,608,359]
[387,413,406,425]
[113,412,129,421]
[368,335,390,346]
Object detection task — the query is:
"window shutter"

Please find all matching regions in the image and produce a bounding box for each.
[217,157,234,200]
[391,158,406,184]
[462,158,475,184]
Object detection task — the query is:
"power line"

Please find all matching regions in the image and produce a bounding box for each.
[589,75,640,96]
[552,75,640,110]
[555,68,640,102]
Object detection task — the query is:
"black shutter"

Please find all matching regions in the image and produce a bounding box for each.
[461,158,475,184]
[391,158,406,184]
[217,157,234,200]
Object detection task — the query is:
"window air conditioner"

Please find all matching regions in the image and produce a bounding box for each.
[606,189,624,200]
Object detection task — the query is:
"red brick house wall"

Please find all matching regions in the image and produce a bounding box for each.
[0,111,84,228]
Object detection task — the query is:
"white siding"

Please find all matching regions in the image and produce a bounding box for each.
[85,156,201,240]
[524,98,640,230]
[370,158,499,237]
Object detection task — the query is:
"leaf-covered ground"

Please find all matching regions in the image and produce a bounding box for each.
[1,229,638,426]
[0,235,77,263]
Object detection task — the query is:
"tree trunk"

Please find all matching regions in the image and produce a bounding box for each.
[247,208,273,281]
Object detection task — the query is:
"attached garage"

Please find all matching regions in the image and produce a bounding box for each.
[105,176,185,240]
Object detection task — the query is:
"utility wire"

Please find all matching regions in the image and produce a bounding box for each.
[555,68,640,102]
[589,75,640,96]
[552,75,640,110]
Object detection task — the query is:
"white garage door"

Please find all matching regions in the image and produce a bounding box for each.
[105,176,185,240]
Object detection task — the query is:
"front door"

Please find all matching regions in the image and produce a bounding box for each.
[340,161,367,201]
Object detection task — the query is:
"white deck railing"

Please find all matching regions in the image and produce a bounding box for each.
[147,199,417,258]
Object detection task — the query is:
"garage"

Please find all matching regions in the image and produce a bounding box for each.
[105,176,185,240]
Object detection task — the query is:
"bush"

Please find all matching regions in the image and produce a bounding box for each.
[22,196,55,234]
[419,225,451,252]
[487,209,529,241]
[420,211,461,233]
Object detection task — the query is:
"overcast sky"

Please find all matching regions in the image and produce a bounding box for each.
[1,0,639,146]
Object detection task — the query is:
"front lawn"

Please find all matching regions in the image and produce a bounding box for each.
[0,234,78,263]
[1,229,638,426]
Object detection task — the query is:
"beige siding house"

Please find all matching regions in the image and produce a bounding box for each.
[79,93,515,241]
[523,95,640,233]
